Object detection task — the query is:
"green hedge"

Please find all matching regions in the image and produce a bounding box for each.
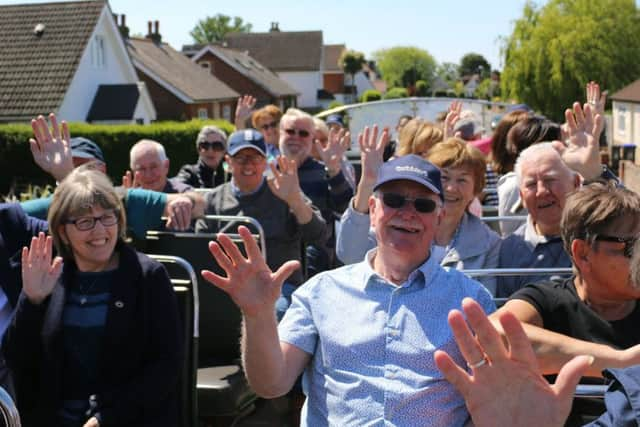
[0,119,235,195]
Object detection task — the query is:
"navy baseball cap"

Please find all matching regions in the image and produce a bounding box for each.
[373,155,443,200]
[325,114,344,127]
[70,137,105,163]
[227,129,267,157]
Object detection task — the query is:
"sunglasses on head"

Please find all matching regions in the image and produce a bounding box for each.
[593,234,638,258]
[260,121,278,131]
[379,192,438,214]
[199,141,225,151]
[284,128,310,138]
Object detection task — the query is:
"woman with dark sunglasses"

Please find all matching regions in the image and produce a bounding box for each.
[3,167,182,427]
[175,125,228,188]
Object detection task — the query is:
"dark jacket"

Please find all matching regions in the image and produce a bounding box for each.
[3,243,183,427]
[0,203,48,309]
[175,158,226,189]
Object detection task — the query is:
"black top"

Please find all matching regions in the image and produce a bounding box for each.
[512,276,640,349]
[174,158,226,189]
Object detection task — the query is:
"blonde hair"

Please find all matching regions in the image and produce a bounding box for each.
[48,166,126,261]
[427,137,486,194]
[396,118,444,156]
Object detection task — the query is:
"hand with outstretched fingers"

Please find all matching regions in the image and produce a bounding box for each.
[21,232,63,305]
[552,102,604,181]
[83,417,99,427]
[358,125,389,186]
[434,298,592,427]
[586,81,607,117]
[121,170,142,189]
[314,128,350,177]
[443,100,462,140]
[267,155,303,206]
[201,226,300,318]
[234,95,257,129]
[29,113,74,181]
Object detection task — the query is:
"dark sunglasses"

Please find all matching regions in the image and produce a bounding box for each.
[260,121,278,131]
[379,192,438,214]
[593,234,638,258]
[284,128,310,138]
[199,141,225,151]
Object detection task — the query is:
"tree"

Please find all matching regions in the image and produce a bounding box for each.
[459,53,491,78]
[339,50,366,102]
[501,0,640,121]
[373,46,437,90]
[190,14,252,44]
[436,62,460,84]
[360,89,382,103]
[383,87,409,99]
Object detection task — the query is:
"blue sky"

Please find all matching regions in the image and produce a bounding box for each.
[5,0,535,69]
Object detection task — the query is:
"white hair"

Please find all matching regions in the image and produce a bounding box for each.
[130,139,167,169]
[514,142,574,185]
[281,108,314,129]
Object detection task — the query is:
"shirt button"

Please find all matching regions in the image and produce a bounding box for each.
[390,329,400,337]
[537,254,545,261]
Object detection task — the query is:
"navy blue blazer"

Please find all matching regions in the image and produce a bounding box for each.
[0,203,48,308]
[3,242,183,427]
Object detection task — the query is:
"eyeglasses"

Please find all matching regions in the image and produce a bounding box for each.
[593,234,638,258]
[260,121,278,131]
[199,141,226,151]
[284,128,311,138]
[379,192,439,214]
[65,212,119,231]
[232,154,264,165]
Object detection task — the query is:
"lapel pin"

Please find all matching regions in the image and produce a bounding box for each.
[115,301,124,308]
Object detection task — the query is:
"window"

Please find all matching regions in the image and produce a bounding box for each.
[200,62,212,72]
[618,106,626,134]
[198,108,208,120]
[91,35,105,68]
[222,105,231,121]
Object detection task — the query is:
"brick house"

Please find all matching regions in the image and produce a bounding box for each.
[187,44,298,111]
[126,22,238,121]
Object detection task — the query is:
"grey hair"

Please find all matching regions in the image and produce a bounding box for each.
[281,108,314,129]
[196,125,227,149]
[514,142,574,185]
[130,139,167,169]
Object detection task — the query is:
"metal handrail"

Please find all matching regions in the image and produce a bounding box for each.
[480,215,528,223]
[574,384,608,399]
[0,386,20,427]
[462,268,573,278]
[203,214,267,260]
[148,255,200,338]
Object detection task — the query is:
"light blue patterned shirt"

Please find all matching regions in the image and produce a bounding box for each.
[278,249,496,427]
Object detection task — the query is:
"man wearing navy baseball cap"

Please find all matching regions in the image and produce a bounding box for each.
[196,129,327,317]
[201,153,495,426]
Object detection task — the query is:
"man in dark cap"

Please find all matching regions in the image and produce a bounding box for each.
[202,154,495,426]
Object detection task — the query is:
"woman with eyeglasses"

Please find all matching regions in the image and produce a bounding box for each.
[175,125,228,188]
[426,138,501,293]
[3,167,182,427]
[251,104,283,162]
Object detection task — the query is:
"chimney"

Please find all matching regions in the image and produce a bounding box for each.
[270,22,280,32]
[117,14,129,39]
[146,20,162,43]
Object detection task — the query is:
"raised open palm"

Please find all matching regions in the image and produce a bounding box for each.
[21,232,63,305]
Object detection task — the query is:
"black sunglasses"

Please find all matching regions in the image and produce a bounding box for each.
[593,234,638,258]
[379,192,438,214]
[199,141,225,151]
[284,128,310,138]
[260,121,278,131]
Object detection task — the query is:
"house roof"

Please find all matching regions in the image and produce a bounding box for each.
[193,45,298,97]
[223,31,323,72]
[323,44,345,73]
[611,79,640,103]
[0,0,106,122]
[127,37,238,103]
[87,84,139,121]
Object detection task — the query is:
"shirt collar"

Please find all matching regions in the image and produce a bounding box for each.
[230,178,265,197]
[524,216,561,246]
[362,248,438,290]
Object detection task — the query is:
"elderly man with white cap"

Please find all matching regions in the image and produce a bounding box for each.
[202,154,495,426]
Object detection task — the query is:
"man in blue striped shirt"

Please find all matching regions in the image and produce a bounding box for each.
[203,155,495,426]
